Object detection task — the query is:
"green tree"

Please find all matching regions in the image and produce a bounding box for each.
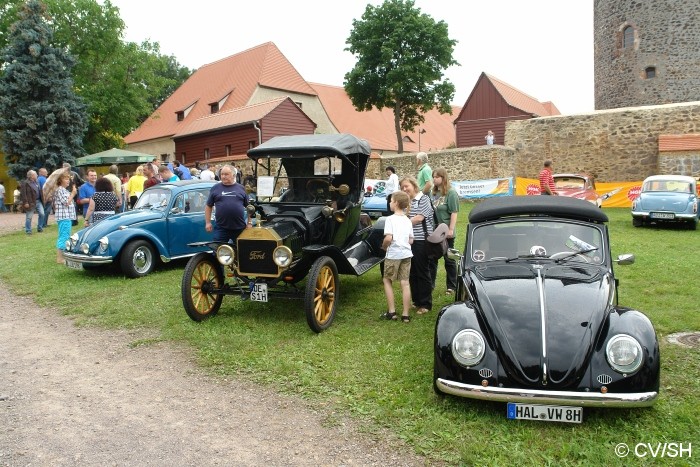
[0,0,87,179]
[0,0,192,155]
[344,0,458,153]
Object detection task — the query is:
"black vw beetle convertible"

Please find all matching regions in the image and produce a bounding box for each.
[181,134,385,332]
[434,196,660,423]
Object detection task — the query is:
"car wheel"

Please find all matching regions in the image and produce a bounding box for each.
[304,256,338,333]
[120,240,156,278]
[181,253,224,321]
[632,217,643,227]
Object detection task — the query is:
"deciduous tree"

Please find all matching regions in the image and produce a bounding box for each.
[0,0,87,179]
[344,0,458,153]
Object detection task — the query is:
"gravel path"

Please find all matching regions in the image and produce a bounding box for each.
[0,213,430,466]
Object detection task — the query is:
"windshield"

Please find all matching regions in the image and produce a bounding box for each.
[642,179,693,193]
[469,219,605,265]
[134,188,171,210]
[253,155,360,204]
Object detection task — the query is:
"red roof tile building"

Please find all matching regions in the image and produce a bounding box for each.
[124,42,461,163]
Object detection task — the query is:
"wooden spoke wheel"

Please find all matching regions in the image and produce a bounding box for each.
[181,253,224,321]
[304,256,339,333]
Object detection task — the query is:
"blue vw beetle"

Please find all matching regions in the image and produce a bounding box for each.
[631,175,698,230]
[63,180,216,277]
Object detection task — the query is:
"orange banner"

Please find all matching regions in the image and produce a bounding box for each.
[515,178,642,208]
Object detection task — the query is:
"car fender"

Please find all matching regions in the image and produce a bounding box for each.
[104,226,169,259]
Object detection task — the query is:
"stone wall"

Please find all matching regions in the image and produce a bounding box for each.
[369,101,700,184]
[594,0,700,109]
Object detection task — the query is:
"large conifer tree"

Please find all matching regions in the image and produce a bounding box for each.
[0,0,87,180]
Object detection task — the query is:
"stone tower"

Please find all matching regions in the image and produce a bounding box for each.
[594,0,700,110]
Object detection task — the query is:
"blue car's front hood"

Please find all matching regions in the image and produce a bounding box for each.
[471,262,611,387]
[75,209,165,242]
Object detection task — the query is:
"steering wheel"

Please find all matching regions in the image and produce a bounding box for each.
[549,251,591,263]
[306,179,331,201]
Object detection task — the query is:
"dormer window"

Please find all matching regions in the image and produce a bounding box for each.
[210,103,219,114]
[209,92,231,115]
[176,101,196,122]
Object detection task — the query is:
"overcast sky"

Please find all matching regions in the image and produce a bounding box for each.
[107,0,594,115]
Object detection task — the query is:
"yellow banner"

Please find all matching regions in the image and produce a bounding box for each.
[515,178,642,208]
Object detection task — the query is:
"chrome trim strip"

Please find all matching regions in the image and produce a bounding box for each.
[536,268,547,384]
[62,252,114,265]
[436,378,657,408]
[632,211,697,220]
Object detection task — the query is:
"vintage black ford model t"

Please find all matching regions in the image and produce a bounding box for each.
[181,134,386,332]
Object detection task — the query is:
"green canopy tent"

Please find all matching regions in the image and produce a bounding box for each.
[74,148,154,166]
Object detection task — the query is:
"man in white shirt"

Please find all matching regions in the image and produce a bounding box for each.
[199,164,216,181]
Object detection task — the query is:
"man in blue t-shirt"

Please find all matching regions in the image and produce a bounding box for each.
[77,169,97,218]
[205,165,251,243]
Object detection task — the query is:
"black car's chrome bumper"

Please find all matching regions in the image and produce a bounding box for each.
[62,251,114,265]
[436,378,657,408]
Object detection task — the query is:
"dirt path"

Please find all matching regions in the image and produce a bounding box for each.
[0,213,428,466]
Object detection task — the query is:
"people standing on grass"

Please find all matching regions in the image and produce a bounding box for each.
[20,169,45,235]
[126,165,147,209]
[380,190,414,323]
[400,176,436,316]
[431,167,460,295]
[37,168,52,227]
[84,177,119,226]
[415,152,432,194]
[53,170,77,264]
[485,130,494,145]
[77,169,97,219]
[204,165,251,243]
[158,165,179,182]
[0,181,6,213]
[143,163,160,190]
[539,160,558,195]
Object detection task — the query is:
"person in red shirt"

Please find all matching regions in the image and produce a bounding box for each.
[539,160,558,195]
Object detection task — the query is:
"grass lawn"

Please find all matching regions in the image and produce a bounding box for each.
[1,203,698,465]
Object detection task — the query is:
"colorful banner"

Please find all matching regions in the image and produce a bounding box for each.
[515,177,642,208]
[452,178,513,199]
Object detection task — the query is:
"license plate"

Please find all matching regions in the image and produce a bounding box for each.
[250,283,268,302]
[650,212,675,219]
[507,403,582,424]
[65,260,83,270]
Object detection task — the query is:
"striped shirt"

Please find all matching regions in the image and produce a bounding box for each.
[539,168,556,194]
[409,192,434,241]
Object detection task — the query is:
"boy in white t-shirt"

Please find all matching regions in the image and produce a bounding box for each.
[380,191,414,322]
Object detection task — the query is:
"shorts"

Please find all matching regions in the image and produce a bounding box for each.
[383,257,411,281]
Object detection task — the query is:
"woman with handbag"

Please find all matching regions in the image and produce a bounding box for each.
[399,176,437,315]
[431,168,460,295]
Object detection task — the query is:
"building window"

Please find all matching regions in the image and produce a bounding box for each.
[176,111,184,121]
[225,145,231,156]
[181,153,186,164]
[210,103,219,114]
[204,148,210,160]
[295,101,302,109]
[249,140,256,149]
[623,26,634,48]
[645,67,656,79]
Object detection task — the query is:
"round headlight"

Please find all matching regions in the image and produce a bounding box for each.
[98,236,109,252]
[216,244,235,265]
[452,330,486,367]
[273,246,293,267]
[606,334,643,375]
[81,243,90,254]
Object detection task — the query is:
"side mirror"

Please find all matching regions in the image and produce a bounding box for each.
[615,254,635,265]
